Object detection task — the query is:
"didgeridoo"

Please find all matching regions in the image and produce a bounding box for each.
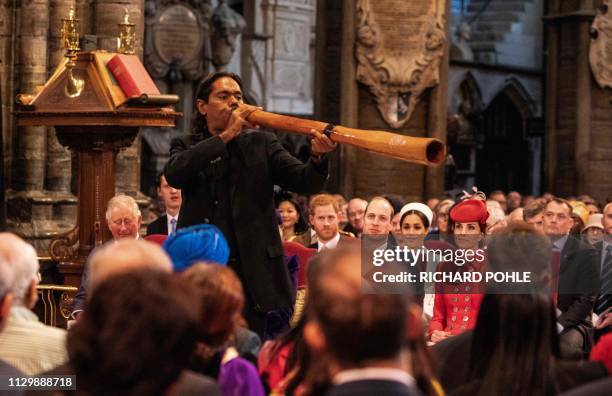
[247,110,446,166]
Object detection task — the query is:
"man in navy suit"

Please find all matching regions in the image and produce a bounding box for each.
[147,173,182,236]
[304,247,420,396]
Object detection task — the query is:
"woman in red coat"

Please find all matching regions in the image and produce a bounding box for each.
[429,198,489,344]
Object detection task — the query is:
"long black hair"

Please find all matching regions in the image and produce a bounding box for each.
[466,293,560,396]
[190,71,245,138]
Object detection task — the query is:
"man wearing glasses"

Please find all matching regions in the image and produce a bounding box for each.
[543,198,599,358]
[70,194,142,319]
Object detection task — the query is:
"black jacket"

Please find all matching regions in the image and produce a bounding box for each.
[557,236,600,329]
[164,130,328,311]
[146,214,168,235]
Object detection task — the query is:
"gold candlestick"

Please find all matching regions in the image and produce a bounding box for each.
[117,8,136,55]
[60,6,84,98]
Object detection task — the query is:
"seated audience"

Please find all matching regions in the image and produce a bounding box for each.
[429,198,488,343]
[276,192,308,242]
[543,198,600,358]
[582,213,604,247]
[71,194,143,318]
[147,172,182,235]
[306,194,355,251]
[434,223,608,394]
[0,233,67,374]
[163,223,230,271]
[184,264,265,396]
[66,270,218,396]
[304,246,421,396]
[523,200,546,232]
[0,247,23,378]
[344,198,367,237]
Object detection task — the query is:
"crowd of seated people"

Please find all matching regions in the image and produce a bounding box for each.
[0,187,611,396]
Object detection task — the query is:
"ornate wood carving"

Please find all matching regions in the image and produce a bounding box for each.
[590,0,612,89]
[49,225,79,263]
[355,0,446,128]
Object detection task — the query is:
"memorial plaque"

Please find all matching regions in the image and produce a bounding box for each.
[145,1,210,80]
[154,5,203,66]
[355,0,446,128]
[590,0,612,89]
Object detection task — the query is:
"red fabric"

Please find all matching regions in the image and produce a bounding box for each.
[590,333,612,375]
[144,234,167,246]
[283,241,316,288]
[428,257,487,337]
[449,199,489,225]
[258,340,293,392]
[550,250,561,306]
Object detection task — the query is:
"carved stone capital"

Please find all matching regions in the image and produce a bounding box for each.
[590,0,612,89]
[355,0,446,128]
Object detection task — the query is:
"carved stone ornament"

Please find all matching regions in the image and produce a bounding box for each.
[144,0,213,80]
[590,0,612,89]
[355,0,446,128]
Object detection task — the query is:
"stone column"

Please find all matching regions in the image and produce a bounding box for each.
[260,0,316,114]
[7,0,50,251]
[0,0,15,216]
[14,0,49,192]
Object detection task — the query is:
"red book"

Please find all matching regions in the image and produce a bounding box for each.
[107,54,160,98]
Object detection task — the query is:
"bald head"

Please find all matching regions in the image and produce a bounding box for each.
[89,240,172,291]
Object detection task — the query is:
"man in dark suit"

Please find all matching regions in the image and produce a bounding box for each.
[71,194,143,318]
[164,72,335,335]
[147,173,182,235]
[307,194,356,251]
[543,199,600,357]
[593,203,612,315]
[304,247,420,396]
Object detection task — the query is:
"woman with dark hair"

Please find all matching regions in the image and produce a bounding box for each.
[396,202,435,314]
[429,198,489,343]
[452,293,560,396]
[184,263,265,396]
[276,192,308,242]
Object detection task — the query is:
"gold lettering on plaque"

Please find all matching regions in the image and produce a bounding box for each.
[356,0,446,128]
[590,0,612,89]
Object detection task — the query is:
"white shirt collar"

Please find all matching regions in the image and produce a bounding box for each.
[333,367,415,387]
[317,232,341,252]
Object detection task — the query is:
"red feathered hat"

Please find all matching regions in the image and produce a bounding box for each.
[450,199,489,225]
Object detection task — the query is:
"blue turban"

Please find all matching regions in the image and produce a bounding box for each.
[163,224,230,271]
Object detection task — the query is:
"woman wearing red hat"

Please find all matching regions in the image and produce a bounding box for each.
[429,198,489,343]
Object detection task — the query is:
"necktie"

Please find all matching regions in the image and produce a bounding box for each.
[170,218,177,235]
[550,250,561,306]
[595,245,612,315]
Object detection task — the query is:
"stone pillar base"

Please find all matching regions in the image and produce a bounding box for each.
[6,190,77,254]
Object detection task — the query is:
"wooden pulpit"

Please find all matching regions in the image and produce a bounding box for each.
[15,51,180,287]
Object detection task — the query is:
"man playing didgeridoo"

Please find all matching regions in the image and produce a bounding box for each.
[164,72,336,336]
